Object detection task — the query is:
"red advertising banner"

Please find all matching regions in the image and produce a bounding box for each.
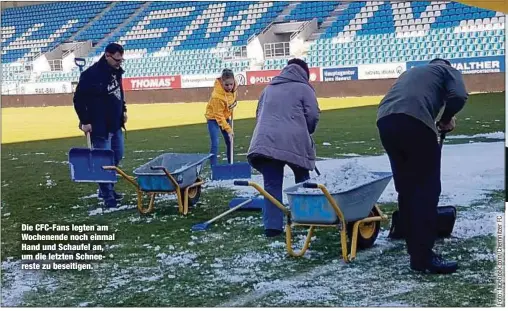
[246,67,321,85]
[122,75,182,91]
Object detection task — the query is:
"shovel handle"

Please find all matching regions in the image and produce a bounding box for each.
[303,182,319,189]
[314,165,321,176]
[86,132,92,149]
[230,112,234,164]
[75,57,86,72]
[206,198,253,225]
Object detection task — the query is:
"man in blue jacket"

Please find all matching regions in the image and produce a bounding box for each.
[73,43,127,208]
[377,58,468,274]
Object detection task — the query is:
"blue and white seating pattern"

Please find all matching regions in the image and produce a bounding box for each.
[91,1,288,56]
[74,1,146,43]
[0,1,505,84]
[284,1,340,24]
[1,1,110,63]
[306,1,505,68]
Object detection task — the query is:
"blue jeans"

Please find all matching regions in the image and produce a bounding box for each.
[250,156,310,231]
[91,129,124,200]
[207,119,231,166]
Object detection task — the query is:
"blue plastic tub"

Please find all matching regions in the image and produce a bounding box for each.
[284,172,393,224]
[133,153,212,192]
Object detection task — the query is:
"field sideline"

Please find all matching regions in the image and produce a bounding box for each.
[1,96,383,144]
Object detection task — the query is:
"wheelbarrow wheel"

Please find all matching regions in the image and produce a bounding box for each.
[182,182,201,207]
[347,207,381,250]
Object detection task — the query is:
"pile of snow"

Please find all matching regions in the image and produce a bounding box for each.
[88,204,136,216]
[1,260,57,307]
[253,280,337,303]
[452,211,502,239]
[206,141,503,207]
[156,251,198,268]
[446,131,504,140]
[291,161,380,194]
[43,160,69,165]
[41,174,56,188]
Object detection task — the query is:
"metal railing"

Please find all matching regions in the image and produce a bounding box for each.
[25,49,43,63]
[62,40,93,59]
[216,45,249,60]
[290,19,313,40]
[62,42,81,59]
[248,21,275,44]
[264,42,291,58]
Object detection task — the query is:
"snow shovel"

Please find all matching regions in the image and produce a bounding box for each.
[191,198,254,231]
[211,107,252,180]
[68,132,117,183]
[436,128,457,236]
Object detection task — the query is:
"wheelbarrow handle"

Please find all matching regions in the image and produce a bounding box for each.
[233,180,290,216]
[150,166,166,171]
[303,182,318,189]
[233,180,249,186]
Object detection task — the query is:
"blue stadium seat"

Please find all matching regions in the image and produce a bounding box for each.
[1,1,110,63]
[1,1,505,82]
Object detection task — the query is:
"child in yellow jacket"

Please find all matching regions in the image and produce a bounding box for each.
[205,69,238,166]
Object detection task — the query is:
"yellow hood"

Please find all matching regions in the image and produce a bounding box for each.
[211,78,237,106]
[204,78,238,133]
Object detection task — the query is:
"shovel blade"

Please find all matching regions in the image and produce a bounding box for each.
[68,148,117,183]
[211,162,252,180]
[191,222,211,231]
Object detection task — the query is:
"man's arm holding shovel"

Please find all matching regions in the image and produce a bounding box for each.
[73,58,93,133]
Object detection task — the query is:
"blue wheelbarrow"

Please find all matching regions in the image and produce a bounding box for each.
[103,153,212,215]
[234,171,393,262]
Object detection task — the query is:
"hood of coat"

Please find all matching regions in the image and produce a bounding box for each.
[211,78,238,103]
[269,64,313,88]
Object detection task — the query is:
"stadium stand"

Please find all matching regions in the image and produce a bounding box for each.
[306,1,505,67]
[1,1,505,85]
[283,1,340,24]
[1,1,110,63]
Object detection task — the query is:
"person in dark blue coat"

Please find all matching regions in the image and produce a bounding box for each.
[73,43,127,208]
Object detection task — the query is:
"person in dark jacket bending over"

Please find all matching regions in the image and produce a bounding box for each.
[247,59,320,237]
[377,58,468,274]
[73,43,127,208]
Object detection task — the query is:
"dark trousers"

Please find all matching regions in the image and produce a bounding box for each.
[250,156,310,231]
[377,114,441,262]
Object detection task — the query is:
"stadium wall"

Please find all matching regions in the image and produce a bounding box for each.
[2,73,504,108]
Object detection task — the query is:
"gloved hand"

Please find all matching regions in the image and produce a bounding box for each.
[228,101,238,110]
[437,116,456,133]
